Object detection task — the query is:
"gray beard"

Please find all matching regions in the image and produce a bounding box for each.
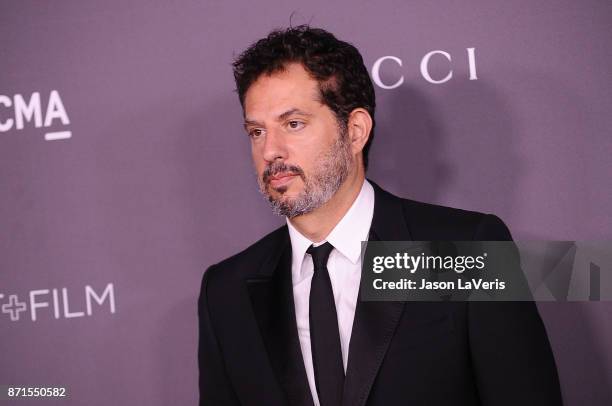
[258,133,352,218]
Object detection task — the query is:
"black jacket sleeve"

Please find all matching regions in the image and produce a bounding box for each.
[198,266,240,406]
[467,214,563,405]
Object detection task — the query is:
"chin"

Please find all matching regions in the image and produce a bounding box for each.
[270,189,302,206]
[270,182,302,197]
[272,192,298,203]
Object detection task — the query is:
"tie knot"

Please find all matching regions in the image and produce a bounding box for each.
[307,242,334,270]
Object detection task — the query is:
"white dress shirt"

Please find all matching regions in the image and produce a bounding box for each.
[286,179,375,406]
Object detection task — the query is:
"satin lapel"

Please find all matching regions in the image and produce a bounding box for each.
[246,234,314,406]
[342,181,411,406]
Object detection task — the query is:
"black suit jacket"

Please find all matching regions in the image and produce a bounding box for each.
[198,181,562,405]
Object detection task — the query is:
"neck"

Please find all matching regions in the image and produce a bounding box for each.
[288,169,365,243]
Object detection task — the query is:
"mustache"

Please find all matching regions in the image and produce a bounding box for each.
[262,162,305,183]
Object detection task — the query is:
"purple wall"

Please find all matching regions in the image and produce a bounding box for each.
[1,1,611,404]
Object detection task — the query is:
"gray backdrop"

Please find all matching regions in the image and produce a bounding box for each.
[1,0,611,405]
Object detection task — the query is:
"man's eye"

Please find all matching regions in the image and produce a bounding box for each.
[287,121,304,130]
[248,128,264,138]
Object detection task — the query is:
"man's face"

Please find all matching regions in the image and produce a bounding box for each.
[243,63,353,218]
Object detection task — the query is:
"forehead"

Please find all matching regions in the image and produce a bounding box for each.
[244,63,323,119]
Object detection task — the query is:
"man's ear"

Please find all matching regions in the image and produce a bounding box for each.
[347,108,373,155]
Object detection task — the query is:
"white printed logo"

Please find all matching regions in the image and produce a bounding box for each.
[0,90,71,141]
[0,283,116,322]
[372,48,478,89]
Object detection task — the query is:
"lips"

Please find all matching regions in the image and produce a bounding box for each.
[268,172,297,188]
[269,172,295,181]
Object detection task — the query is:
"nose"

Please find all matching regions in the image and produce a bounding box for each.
[261,128,288,163]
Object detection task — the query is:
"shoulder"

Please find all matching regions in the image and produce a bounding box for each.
[405,199,510,240]
[376,184,512,241]
[199,225,288,295]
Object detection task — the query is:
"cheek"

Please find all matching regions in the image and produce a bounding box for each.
[251,148,264,171]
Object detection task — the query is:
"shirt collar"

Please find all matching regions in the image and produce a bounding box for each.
[286,179,375,278]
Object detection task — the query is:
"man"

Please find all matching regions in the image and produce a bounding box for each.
[198,26,562,406]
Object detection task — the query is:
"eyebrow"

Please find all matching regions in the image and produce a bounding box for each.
[244,108,312,127]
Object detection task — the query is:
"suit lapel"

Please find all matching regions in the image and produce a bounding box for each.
[244,181,412,406]
[342,181,411,406]
[246,229,314,406]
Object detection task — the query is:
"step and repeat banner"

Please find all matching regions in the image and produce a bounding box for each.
[1,1,611,405]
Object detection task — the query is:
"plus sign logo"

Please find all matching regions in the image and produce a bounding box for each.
[0,283,116,323]
[1,294,27,321]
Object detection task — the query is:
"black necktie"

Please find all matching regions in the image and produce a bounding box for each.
[307,242,344,406]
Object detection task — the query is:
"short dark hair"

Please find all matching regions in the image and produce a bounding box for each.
[232,25,376,170]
